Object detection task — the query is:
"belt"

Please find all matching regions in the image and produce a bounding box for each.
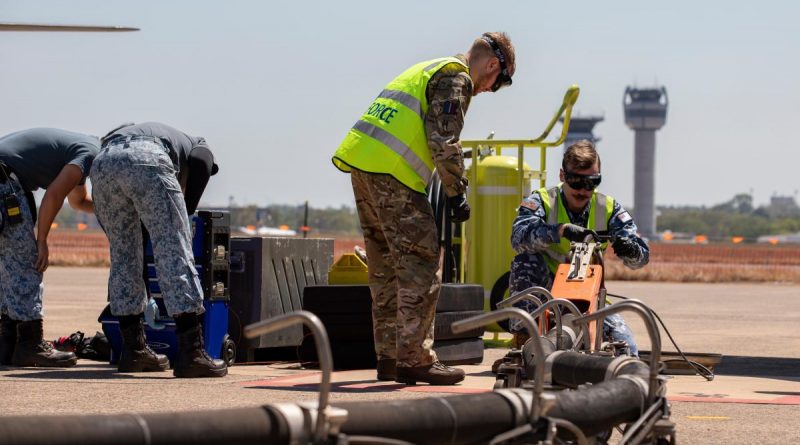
[103,134,167,149]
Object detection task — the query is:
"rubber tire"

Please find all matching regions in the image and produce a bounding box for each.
[221,335,236,366]
[436,284,484,312]
[299,338,376,370]
[304,320,374,342]
[433,338,484,366]
[303,285,372,313]
[434,311,485,340]
[489,272,511,332]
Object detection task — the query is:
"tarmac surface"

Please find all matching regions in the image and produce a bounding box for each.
[2,267,799,444]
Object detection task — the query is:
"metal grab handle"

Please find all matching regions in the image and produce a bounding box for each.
[244,311,333,444]
[571,300,662,406]
[497,287,554,335]
[497,286,554,308]
[451,308,544,422]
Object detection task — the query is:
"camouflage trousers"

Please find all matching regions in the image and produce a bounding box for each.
[509,252,639,357]
[91,139,204,317]
[351,169,440,367]
[0,177,44,321]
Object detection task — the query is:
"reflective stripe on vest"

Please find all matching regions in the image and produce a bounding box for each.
[540,184,614,273]
[332,56,468,194]
[351,120,431,184]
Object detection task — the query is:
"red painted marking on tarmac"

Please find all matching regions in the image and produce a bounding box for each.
[669,395,800,405]
[237,372,490,394]
[401,386,489,394]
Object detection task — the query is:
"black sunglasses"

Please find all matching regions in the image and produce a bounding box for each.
[481,35,512,92]
[563,170,602,191]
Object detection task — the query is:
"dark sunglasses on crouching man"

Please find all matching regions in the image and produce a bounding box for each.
[563,170,602,191]
[481,34,512,92]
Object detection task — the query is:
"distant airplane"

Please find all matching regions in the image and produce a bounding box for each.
[0,22,139,32]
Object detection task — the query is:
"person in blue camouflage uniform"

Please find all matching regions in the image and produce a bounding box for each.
[508,140,648,357]
[92,122,225,378]
[1,128,98,368]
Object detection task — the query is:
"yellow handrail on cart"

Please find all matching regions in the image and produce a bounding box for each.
[458,85,580,284]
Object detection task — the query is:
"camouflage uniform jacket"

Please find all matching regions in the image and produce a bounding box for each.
[511,188,650,269]
[425,54,472,198]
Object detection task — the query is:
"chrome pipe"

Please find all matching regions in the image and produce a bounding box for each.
[245,311,334,444]
[452,308,544,422]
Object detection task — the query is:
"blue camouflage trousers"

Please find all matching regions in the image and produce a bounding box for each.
[509,252,639,357]
[0,177,44,321]
[91,140,204,317]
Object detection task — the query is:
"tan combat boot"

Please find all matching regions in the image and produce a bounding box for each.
[396,361,465,385]
[377,358,396,381]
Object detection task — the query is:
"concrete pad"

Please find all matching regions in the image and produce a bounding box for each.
[3,268,800,442]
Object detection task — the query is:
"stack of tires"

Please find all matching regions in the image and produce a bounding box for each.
[430,284,485,365]
[300,284,486,370]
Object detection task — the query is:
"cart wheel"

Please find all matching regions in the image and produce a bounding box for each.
[489,272,511,332]
[221,335,236,366]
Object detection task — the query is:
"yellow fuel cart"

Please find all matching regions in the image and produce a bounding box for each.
[428,85,580,332]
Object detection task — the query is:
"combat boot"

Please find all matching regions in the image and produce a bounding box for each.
[511,332,531,349]
[376,358,396,381]
[117,314,169,372]
[11,319,77,367]
[0,314,19,365]
[492,332,531,374]
[173,313,227,378]
[396,361,465,385]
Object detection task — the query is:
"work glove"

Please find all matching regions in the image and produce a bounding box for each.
[448,194,471,223]
[612,237,639,259]
[560,224,598,243]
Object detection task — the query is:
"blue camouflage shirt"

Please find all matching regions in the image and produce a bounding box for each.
[510,187,649,269]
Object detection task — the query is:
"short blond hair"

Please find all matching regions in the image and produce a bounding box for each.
[563,140,600,171]
[470,32,516,76]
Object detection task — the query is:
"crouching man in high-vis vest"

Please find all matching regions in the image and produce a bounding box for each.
[333,32,515,385]
[507,140,649,358]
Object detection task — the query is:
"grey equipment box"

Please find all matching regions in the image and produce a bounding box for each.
[229,236,333,362]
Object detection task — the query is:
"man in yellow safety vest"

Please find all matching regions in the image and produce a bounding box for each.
[333,32,515,385]
[507,140,649,356]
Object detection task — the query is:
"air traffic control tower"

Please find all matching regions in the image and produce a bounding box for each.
[560,114,604,148]
[623,86,668,239]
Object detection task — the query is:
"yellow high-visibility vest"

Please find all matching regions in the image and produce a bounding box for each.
[332,57,468,194]
[539,184,615,273]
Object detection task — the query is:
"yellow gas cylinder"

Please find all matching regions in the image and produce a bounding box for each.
[464,155,532,330]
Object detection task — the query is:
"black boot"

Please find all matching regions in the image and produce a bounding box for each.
[11,319,77,367]
[0,314,19,365]
[118,314,169,372]
[173,313,227,378]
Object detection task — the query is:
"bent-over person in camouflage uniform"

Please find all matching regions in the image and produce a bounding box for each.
[333,33,516,385]
[0,128,98,368]
[92,122,225,378]
[506,140,648,362]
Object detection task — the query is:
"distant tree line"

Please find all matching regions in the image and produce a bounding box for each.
[657,193,800,239]
[51,192,800,240]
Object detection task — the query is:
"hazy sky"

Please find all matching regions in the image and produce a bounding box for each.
[2,1,798,209]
